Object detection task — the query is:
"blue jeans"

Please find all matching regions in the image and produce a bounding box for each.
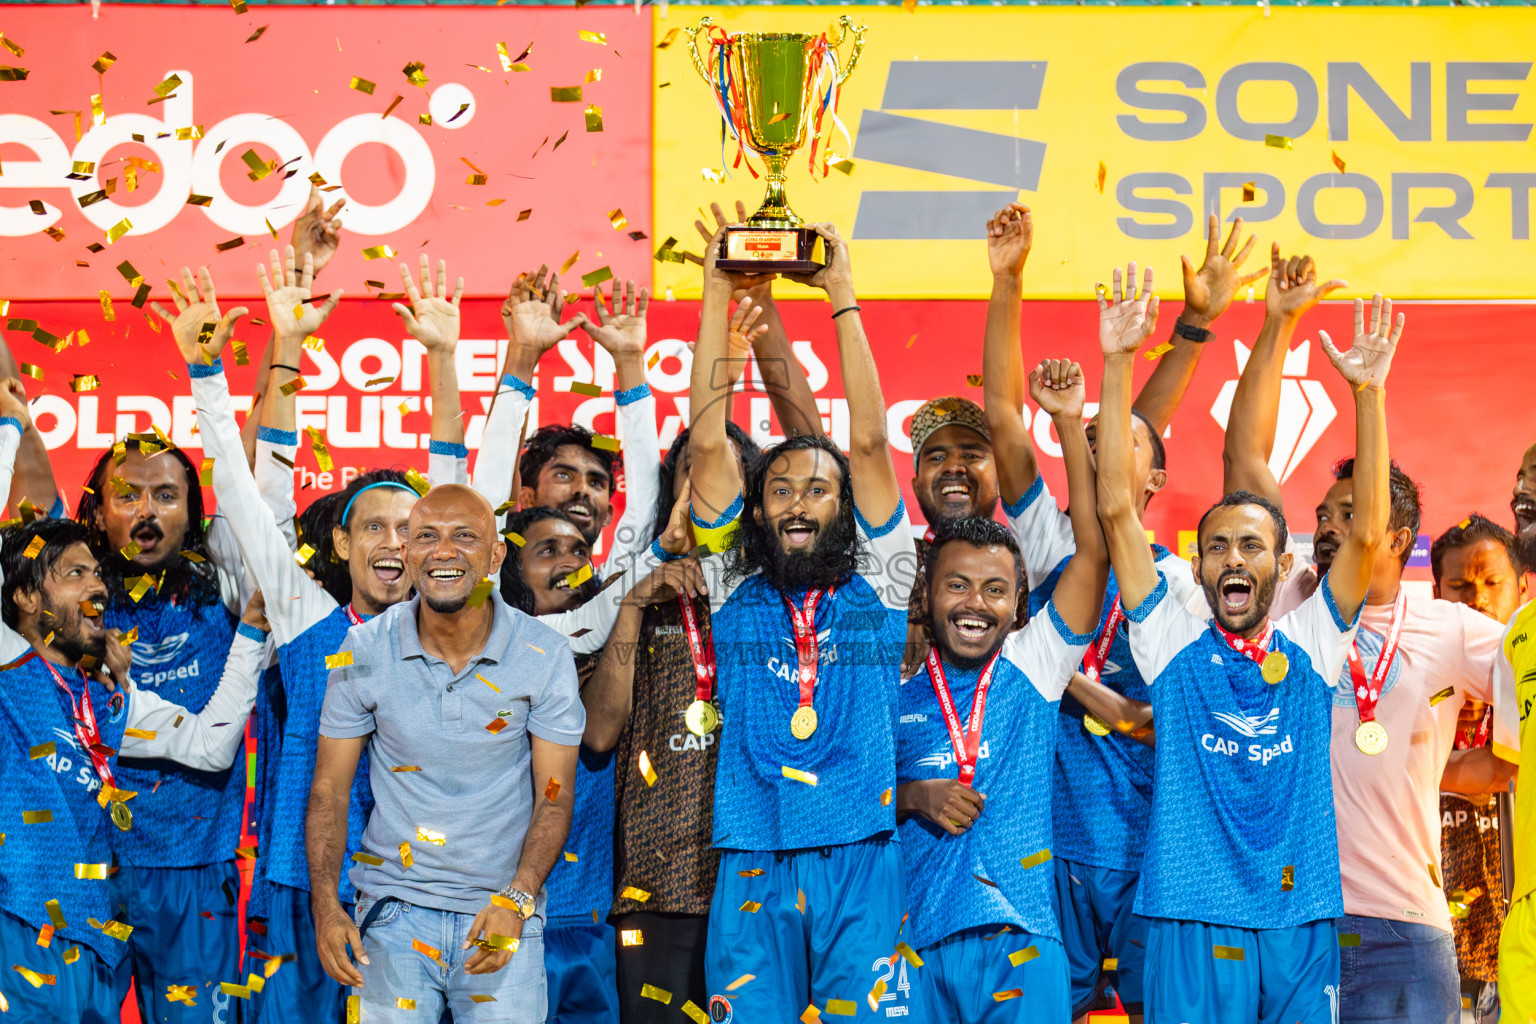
[1336,914,1458,1024]
[353,896,547,1023]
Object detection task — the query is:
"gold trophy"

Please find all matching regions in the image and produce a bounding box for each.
[689,15,866,273]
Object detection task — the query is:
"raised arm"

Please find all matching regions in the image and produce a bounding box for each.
[690,226,753,525]
[0,334,62,516]
[1132,215,1262,435]
[1028,359,1108,635]
[307,733,369,987]
[396,254,469,485]
[255,246,344,443]
[1221,247,1346,505]
[1066,671,1154,747]
[787,223,900,524]
[1317,295,1402,622]
[1095,264,1163,612]
[981,203,1036,506]
[0,383,44,664]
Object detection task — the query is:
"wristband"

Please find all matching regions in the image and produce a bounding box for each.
[831,305,861,320]
[271,363,302,374]
[1172,320,1213,344]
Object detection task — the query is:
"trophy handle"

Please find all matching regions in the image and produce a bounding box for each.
[687,16,718,86]
[827,15,868,85]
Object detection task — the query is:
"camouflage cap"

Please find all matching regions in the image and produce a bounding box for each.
[909,396,990,472]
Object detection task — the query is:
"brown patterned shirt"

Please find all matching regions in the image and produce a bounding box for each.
[610,596,721,916]
[1440,791,1504,982]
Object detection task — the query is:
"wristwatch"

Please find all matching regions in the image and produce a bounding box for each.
[495,884,536,920]
[1172,319,1214,344]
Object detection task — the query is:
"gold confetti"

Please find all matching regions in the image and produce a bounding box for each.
[416,827,446,846]
[738,868,764,878]
[70,375,100,393]
[351,852,384,865]
[29,741,55,759]
[1264,134,1293,150]
[306,426,334,472]
[581,265,613,287]
[469,995,497,1004]
[13,965,55,988]
[348,995,360,1022]
[894,942,923,968]
[294,544,316,567]
[965,374,983,387]
[153,74,183,97]
[467,576,495,608]
[825,1000,857,1016]
[467,174,488,186]
[403,61,429,88]
[681,1000,709,1024]
[279,376,309,397]
[166,984,197,1005]
[591,435,620,452]
[128,576,154,602]
[880,788,893,806]
[349,76,376,95]
[993,990,1023,1002]
[641,984,672,1004]
[585,104,604,132]
[1019,849,1052,870]
[1429,686,1456,707]
[405,469,431,495]
[801,1006,820,1024]
[22,536,45,560]
[782,766,818,786]
[796,889,806,914]
[1213,945,1246,961]
[74,863,108,879]
[619,886,651,903]
[395,998,416,1010]
[1428,862,1441,887]
[551,86,583,103]
[563,851,579,863]
[638,750,657,787]
[739,901,761,913]
[1096,161,1107,194]
[1332,150,1347,173]
[124,728,156,740]
[325,651,353,670]
[215,237,245,252]
[106,219,132,244]
[1339,932,1361,947]
[1242,181,1256,202]
[545,778,561,801]
[1144,341,1175,360]
[92,51,117,74]
[565,563,594,589]
[726,975,754,992]
[1281,865,1295,891]
[362,244,398,260]
[399,841,414,869]
[1008,945,1039,966]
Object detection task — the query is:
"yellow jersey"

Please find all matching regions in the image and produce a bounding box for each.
[1501,600,1536,903]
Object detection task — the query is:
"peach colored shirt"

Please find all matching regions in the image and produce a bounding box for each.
[1330,591,1504,930]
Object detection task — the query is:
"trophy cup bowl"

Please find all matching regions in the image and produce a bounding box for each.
[689,15,866,273]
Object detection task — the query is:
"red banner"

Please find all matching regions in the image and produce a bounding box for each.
[7,296,1531,567]
[0,4,653,300]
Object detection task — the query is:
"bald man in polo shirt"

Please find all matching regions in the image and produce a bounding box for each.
[307,485,584,1023]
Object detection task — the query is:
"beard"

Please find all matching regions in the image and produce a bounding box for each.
[1202,568,1277,636]
[759,513,860,595]
[921,475,998,527]
[1518,524,1536,578]
[41,594,107,665]
[422,591,469,614]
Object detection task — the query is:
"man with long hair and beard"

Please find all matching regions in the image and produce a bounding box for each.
[895,356,1109,1023]
[0,375,272,1022]
[1095,261,1395,1024]
[685,221,919,1021]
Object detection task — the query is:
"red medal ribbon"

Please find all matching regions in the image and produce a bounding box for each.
[783,589,829,714]
[1082,597,1125,684]
[678,596,716,704]
[40,657,116,789]
[1212,619,1276,668]
[1346,590,1407,726]
[925,647,1001,787]
[922,526,936,545]
[344,604,365,627]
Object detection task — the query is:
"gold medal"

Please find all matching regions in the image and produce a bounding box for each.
[1083,713,1112,737]
[1354,720,1389,756]
[110,801,132,832]
[790,706,818,740]
[1261,651,1289,685]
[685,699,719,737]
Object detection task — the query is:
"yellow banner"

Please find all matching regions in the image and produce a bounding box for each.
[654,7,1536,300]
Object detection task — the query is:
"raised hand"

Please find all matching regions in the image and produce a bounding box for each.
[578,279,649,359]
[715,295,769,388]
[1180,214,1264,328]
[783,223,854,301]
[151,266,249,364]
[690,201,774,302]
[1097,262,1159,356]
[257,246,342,341]
[502,265,584,355]
[657,483,693,557]
[1264,244,1346,321]
[987,202,1033,279]
[1028,358,1085,420]
[0,378,33,431]
[393,253,463,355]
[1319,293,1404,392]
[291,185,344,277]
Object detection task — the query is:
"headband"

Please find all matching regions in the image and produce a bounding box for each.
[340,481,420,526]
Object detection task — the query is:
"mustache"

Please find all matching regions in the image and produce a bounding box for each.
[132,519,164,541]
[777,515,819,535]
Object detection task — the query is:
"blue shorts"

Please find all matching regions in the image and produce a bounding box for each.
[545,914,619,1023]
[916,928,1069,1023]
[0,905,119,1023]
[1051,856,1148,1013]
[704,840,909,1022]
[1144,917,1339,1024]
[112,861,243,1024]
[248,882,352,1023]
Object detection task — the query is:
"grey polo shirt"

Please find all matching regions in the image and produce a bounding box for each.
[318,592,584,916]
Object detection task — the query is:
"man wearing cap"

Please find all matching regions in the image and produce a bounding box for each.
[906,396,1000,673]
[982,205,1260,1020]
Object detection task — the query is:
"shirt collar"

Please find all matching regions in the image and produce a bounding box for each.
[395,593,511,667]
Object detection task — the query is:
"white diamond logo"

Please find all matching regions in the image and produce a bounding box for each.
[1210,340,1337,484]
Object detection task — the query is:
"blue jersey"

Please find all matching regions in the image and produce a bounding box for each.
[701,500,915,852]
[1030,547,1198,873]
[543,745,616,917]
[107,591,241,867]
[0,659,131,968]
[247,661,284,920]
[261,605,374,904]
[896,602,1092,950]
[1126,573,1358,929]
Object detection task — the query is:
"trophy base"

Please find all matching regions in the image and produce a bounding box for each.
[716,226,821,275]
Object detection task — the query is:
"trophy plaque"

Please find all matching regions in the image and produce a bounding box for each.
[689,15,867,274]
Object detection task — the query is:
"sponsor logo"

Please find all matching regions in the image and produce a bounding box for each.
[899,713,928,724]
[131,632,190,666]
[1210,708,1281,738]
[1203,708,1294,764]
[668,731,717,753]
[916,738,992,771]
[708,995,733,1023]
[1330,626,1404,707]
[107,691,126,724]
[1211,341,1336,484]
[135,660,201,688]
[767,629,840,683]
